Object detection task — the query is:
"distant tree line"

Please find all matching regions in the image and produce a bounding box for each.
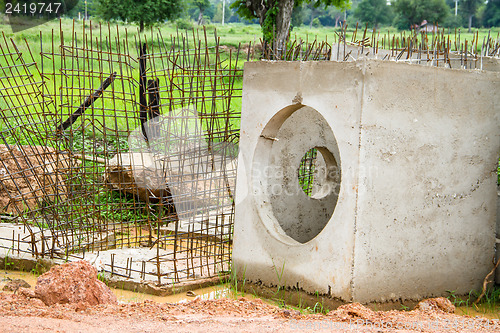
[62,0,499,34]
[64,0,255,30]
[348,0,499,31]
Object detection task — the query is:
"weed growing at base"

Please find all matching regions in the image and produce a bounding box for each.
[447,288,500,318]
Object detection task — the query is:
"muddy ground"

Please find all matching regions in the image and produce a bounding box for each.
[0,291,499,333]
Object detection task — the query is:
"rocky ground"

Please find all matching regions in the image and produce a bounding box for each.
[0,261,498,333]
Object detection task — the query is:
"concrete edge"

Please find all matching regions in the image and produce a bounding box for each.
[240,280,475,312]
[0,255,56,274]
[104,274,229,297]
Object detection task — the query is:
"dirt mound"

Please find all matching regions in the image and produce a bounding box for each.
[0,145,75,214]
[327,302,380,322]
[34,260,117,306]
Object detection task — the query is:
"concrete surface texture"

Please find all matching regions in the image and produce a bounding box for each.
[233,60,500,304]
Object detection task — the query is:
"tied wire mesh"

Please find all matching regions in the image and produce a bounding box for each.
[0,23,241,285]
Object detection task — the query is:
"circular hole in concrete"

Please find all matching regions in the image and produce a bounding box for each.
[253,105,342,244]
[297,147,340,200]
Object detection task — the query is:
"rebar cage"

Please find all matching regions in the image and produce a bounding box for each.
[0,23,243,284]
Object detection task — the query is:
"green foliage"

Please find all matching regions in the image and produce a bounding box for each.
[270,259,288,307]
[93,190,150,223]
[393,0,450,30]
[230,0,257,23]
[262,3,280,43]
[212,0,231,23]
[65,0,98,18]
[497,158,500,185]
[190,0,211,24]
[30,262,45,276]
[70,131,128,158]
[176,18,194,30]
[447,287,500,317]
[291,4,306,27]
[192,0,210,12]
[4,246,14,270]
[97,271,107,283]
[354,0,394,27]
[442,14,464,28]
[96,0,184,31]
[460,0,481,30]
[231,0,350,45]
[460,0,481,18]
[483,0,500,27]
[296,3,346,28]
[225,263,246,297]
[400,304,410,311]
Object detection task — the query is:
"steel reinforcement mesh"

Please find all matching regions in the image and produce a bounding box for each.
[0,23,242,284]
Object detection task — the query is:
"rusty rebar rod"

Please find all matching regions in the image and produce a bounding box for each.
[56,72,116,132]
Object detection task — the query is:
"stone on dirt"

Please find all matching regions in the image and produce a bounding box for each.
[17,287,36,298]
[327,302,379,321]
[105,152,235,207]
[105,152,168,203]
[2,278,31,291]
[416,297,455,313]
[34,260,117,306]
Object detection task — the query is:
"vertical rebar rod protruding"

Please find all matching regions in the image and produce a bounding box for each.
[139,42,148,141]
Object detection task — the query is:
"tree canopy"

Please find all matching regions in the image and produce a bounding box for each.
[392,0,449,30]
[353,0,394,28]
[97,0,183,31]
[192,0,211,24]
[460,0,481,32]
[231,0,349,57]
[483,0,500,27]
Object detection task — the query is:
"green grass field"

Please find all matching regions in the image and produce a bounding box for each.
[0,17,245,140]
[2,17,498,55]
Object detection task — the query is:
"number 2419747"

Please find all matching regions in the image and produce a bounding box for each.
[5,2,62,15]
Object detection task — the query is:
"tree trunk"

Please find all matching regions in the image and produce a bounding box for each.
[140,20,144,32]
[198,10,204,25]
[246,0,295,58]
[468,15,472,33]
[274,0,294,58]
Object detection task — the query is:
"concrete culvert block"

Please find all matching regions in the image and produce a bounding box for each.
[233,60,500,304]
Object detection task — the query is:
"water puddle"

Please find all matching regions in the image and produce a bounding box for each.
[113,284,233,303]
[0,270,38,288]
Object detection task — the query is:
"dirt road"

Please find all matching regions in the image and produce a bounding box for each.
[0,291,499,332]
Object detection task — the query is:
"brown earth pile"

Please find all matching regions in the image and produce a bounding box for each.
[0,145,75,214]
[34,260,117,306]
